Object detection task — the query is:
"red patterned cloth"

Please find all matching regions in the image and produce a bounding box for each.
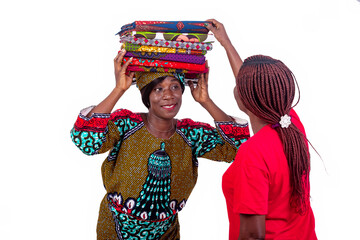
[123,57,206,72]
[126,65,208,74]
[124,52,206,64]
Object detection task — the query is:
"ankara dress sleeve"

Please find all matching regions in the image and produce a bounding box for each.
[177,118,250,163]
[70,107,138,156]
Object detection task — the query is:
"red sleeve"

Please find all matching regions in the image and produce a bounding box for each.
[232,144,270,215]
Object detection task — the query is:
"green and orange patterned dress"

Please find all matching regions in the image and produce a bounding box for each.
[70,106,250,240]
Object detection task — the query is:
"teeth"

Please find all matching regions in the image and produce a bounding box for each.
[163,105,175,109]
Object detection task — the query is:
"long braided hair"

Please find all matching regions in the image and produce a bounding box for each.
[236,55,310,213]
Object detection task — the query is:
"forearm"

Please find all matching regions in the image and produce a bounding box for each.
[238,237,264,240]
[222,40,243,79]
[200,99,232,122]
[87,88,125,117]
[239,214,266,240]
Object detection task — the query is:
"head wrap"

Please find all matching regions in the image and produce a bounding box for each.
[134,72,185,90]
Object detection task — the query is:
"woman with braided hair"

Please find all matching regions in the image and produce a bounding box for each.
[206,19,317,239]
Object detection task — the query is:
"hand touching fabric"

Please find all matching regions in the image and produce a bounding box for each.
[189,62,232,122]
[205,19,243,78]
[189,71,210,105]
[86,50,134,117]
[205,19,231,47]
[114,49,135,92]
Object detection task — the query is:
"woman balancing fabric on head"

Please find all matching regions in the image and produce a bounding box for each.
[206,19,317,240]
[70,47,250,238]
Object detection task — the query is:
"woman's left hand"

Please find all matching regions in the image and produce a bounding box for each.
[189,65,211,105]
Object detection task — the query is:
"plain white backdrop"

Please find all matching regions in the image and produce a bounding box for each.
[1,0,359,239]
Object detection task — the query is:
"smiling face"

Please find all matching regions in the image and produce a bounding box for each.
[148,76,183,120]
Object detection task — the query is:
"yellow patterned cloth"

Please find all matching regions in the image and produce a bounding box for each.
[70,107,250,239]
[122,42,206,55]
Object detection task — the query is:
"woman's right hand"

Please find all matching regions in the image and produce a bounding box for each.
[114,49,134,92]
[205,19,231,48]
[206,19,242,78]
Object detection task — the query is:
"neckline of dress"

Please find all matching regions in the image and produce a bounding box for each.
[140,113,178,140]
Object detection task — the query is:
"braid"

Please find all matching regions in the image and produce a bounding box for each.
[236,55,310,213]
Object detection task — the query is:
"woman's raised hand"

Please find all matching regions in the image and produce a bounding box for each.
[114,49,135,92]
[206,18,242,78]
[189,62,232,122]
[189,64,211,105]
[205,19,231,47]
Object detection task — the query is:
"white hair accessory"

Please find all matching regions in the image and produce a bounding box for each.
[279,114,292,128]
[272,114,292,128]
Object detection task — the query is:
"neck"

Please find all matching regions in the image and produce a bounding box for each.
[248,113,268,134]
[144,113,175,138]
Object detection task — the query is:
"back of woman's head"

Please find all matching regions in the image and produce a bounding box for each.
[236,55,310,214]
[237,55,296,122]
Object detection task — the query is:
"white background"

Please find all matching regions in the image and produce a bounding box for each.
[1,0,359,239]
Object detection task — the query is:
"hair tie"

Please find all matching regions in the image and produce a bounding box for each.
[272,114,292,129]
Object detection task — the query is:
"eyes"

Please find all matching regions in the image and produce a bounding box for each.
[153,83,181,93]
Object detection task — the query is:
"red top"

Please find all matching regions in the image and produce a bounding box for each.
[222,109,317,240]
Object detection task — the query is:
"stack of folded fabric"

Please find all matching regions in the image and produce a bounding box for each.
[116,21,215,84]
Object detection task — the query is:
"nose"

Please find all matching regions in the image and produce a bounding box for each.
[162,88,174,99]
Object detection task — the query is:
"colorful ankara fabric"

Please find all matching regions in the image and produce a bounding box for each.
[124,51,206,64]
[123,57,206,72]
[129,32,216,43]
[134,72,185,90]
[117,21,210,36]
[123,42,206,55]
[71,107,250,240]
[126,65,208,74]
[121,36,213,51]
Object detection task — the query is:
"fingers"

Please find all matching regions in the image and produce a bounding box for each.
[114,48,126,63]
[204,20,215,31]
[114,48,133,75]
[128,71,135,81]
[188,80,195,92]
[203,71,209,86]
[120,57,133,74]
[198,73,205,88]
[204,61,209,85]
[205,19,222,31]
[129,71,135,78]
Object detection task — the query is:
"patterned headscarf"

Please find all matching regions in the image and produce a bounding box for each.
[135,72,185,90]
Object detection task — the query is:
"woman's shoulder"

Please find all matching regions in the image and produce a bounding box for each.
[176,118,214,131]
[110,108,144,124]
[239,125,278,152]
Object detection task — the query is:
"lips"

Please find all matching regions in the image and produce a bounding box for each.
[162,104,177,110]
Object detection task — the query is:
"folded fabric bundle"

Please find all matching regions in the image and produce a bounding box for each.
[121,36,213,51]
[122,42,206,55]
[117,21,210,36]
[124,31,215,43]
[124,52,206,64]
[123,57,206,72]
[117,20,214,84]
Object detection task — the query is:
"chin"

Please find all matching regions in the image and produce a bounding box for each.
[163,106,180,119]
